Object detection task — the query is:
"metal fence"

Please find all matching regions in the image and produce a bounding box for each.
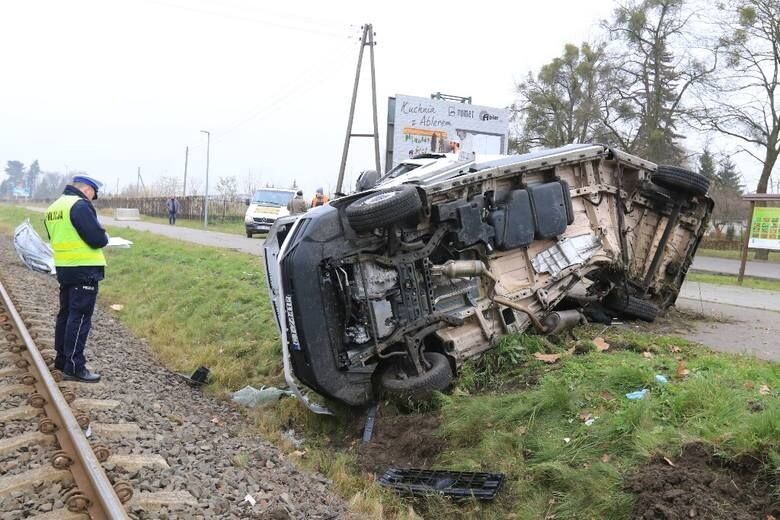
[94,196,246,222]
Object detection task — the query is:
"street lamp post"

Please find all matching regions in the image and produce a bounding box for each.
[200,130,210,229]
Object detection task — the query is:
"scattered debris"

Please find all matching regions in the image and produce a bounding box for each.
[533,352,562,363]
[758,384,771,396]
[244,494,257,506]
[109,304,124,311]
[642,351,654,358]
[362,404,379,443]
[231,385,293,408]
[655,374,669,384]
[563,437,571,444]
[626,389,649,400]
[669,345,682,353]
[592,337,610,351]
[281,429,305,448]
[601,454,612,463]
[663,456,676,467]
[676,360,690,377]
[378,468,504,501]
[13,219,55,274]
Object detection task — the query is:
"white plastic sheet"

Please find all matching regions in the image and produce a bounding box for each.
[13,219,55,275]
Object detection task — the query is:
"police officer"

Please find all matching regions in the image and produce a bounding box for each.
[44,176,108,383]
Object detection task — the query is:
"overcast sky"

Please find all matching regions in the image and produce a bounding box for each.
[2,0,760,197]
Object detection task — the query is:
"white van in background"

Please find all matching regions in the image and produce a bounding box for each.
[244,188,296,237]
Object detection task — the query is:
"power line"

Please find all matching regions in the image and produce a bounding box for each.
[140,0,353,40]
[184,0,353,31]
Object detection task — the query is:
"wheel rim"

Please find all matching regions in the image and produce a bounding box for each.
[359,191,397,206]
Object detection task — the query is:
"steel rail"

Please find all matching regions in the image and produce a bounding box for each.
[0,280,128,519]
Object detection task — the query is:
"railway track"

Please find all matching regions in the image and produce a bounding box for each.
[0,275,200,519]
[0,277,133,519]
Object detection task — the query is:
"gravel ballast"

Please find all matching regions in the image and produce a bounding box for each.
[0,238,349,519]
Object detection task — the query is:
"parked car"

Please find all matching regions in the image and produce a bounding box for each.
[244,188,296,237]
[264,144,713,413]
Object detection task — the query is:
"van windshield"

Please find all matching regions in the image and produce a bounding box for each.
[381,162,421,181]
[252,190,294,206]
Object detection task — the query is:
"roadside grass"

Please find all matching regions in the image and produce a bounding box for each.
[698,247,780,263]
[687,271,780,292]
[254,329,779,519]
[2,203,777,518]
[139,215,250,236]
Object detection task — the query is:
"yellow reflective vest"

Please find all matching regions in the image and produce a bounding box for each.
[45,195,107,267]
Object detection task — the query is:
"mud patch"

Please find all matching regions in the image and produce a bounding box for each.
[356,412,443,476]
[625,443,777,519]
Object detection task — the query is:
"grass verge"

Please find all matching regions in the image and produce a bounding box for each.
[687,271,780,292]
[2,203,777,518]
[698,248,780,263]
[139,215,249,236]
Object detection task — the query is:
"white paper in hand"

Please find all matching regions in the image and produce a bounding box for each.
[107,237,133,248]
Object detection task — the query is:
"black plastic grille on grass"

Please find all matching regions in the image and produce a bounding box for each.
[378,468,504,501]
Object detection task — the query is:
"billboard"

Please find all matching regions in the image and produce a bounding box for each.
[748,206,780,251]
[387,94,510,168]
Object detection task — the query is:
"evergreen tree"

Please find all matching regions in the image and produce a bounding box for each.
[515,42,604,149]
[698,148,716,180]
[715,156,743,193]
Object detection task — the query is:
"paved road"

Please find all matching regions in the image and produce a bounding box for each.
[691,255,780,280]
[676,295,780,362]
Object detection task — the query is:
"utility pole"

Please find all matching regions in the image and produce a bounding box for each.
[183,146,189,197]
[336,23,381,194]
[200,130,211,229]
[136,167,141,195]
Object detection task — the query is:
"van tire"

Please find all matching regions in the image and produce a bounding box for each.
[379,352,453,397]
[346,185,422,231]
[246,231,252,238]
[651,166,710,197]
[603,290,659,322]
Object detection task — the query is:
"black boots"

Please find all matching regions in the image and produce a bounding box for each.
[63,368,101,383]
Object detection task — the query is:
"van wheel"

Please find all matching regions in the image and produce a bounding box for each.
[379,352,453,397]
[346,185,422,232]
[246,232,253,238]
[603,290,659,322]
[651,166,710,197]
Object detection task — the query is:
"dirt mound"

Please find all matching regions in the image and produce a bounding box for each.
[625,442,777,520]
[356,412,443,476]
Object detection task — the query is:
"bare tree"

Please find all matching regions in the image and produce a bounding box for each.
[599,0,715,163]
[695,0,780,194]
[215,175,238,200]
[151,176,181,197]
[188,177,202,196]
[242,170,257,195]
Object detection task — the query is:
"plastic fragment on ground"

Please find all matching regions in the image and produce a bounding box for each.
[655,374,669,384]
[231,385,294,407]
[625,389,649,400]
[379,468,504,501]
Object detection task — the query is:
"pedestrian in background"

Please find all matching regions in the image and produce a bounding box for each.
[287,190,309,214]
[44,175,108,383]
[311,187,330,208]
[166,195,180,225]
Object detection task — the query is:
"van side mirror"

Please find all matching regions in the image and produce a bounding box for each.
[356,169,380,192]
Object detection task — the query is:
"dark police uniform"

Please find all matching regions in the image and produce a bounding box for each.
[44,183,108,381]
